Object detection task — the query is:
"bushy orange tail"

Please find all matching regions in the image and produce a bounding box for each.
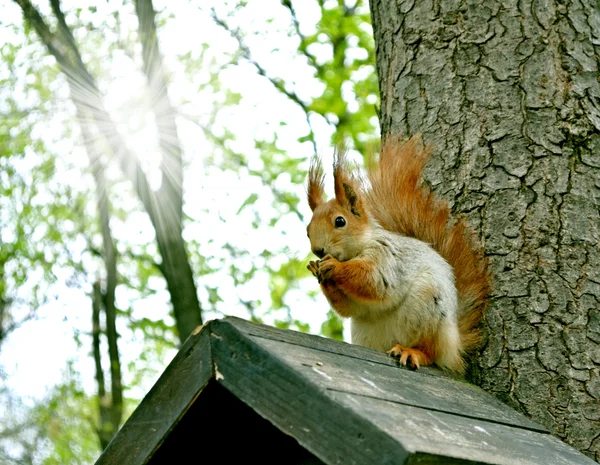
[366,136,490,352]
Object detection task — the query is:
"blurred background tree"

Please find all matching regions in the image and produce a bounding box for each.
[0,0,378,462]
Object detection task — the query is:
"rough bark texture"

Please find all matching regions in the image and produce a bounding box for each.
[370,0,600,460]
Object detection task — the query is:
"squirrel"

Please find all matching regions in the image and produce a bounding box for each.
[306,136,490,374]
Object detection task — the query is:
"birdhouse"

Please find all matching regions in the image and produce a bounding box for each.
[94,317,596,465]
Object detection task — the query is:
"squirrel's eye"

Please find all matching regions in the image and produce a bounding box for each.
[335,216,346,228]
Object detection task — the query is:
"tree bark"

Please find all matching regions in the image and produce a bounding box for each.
[370,0,600,460]
[15,0,203,342]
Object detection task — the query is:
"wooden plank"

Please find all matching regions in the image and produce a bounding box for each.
[94,327,213,465]
[209,319,415,465]
[248,335,545,433]
[93,317,593,465]
[329,392,597,465]
[224,316,405,370]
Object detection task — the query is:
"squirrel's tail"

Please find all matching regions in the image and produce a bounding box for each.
[366,136,490,353]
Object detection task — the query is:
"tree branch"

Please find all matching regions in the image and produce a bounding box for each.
[280,0,319,70]
[92,280,113,449]
[16,0,203,341]
[131,0,203,339]
[210,8,320,156]
[14,0,74,72]
[78,90,122,443]
[134,0,183,222]
[49,0,83,64]
[21,0,124,442]
[90,136,122,437]
[14,0,159,231]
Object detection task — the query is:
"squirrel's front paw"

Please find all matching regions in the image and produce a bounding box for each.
[307,261,321,282]
[317,254,338,281]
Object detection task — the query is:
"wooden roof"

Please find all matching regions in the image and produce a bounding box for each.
[95,317,596,465]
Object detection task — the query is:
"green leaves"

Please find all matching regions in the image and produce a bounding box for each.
[194,0,379,337]
[1,1,381,461]
[237,193,259,214]
[289,0,379,152]
[321,309,344,341]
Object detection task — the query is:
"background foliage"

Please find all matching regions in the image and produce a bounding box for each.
[0,0,378,462]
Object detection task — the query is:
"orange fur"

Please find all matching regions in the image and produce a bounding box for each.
[309,252,384,305]
[387,345,433,369]
[388,324,457,371]
[333,146,350,204]
[320,280,355,317]
[366,136,491,353]
[333,147,365,217]
[327,256,385,301]
[307,156,325,212]
[306,136,489,372]
[307,198,370,260]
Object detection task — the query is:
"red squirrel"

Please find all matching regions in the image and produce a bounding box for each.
[306,137,490,374]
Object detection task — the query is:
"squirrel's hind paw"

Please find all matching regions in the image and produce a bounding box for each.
[387,344,432,370]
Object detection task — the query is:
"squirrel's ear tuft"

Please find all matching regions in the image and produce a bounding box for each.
[307,156,325,212]
[333,144,364,217]
[342,182,363,217]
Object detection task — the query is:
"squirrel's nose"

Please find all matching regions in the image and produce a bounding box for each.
[313,248,325,259]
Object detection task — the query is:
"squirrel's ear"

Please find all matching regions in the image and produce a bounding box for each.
[333,146,364,217]
[307,156,325,212]
[341,182,364,217]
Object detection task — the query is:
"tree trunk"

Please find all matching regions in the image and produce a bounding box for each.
[79,108,123,444]
[133,0,202,341]
[92,280,113,449]
[134,0,183,221]
[370,0,600,460]
[15,0,203,343]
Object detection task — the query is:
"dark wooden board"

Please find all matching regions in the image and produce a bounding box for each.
[94,327,212,465]
[247,335,545,433]
[208,319,415,465]
[224,316,404,369]
[92,317,595,465]
[329,392,598,465]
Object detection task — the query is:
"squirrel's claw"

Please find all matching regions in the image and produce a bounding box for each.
[387,344,432,370]
[317,254,337,281]
[307,261,322,283]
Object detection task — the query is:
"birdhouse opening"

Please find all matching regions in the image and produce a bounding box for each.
[147,380,325,464]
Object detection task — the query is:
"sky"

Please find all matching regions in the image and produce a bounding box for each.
[0,0,363,409]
